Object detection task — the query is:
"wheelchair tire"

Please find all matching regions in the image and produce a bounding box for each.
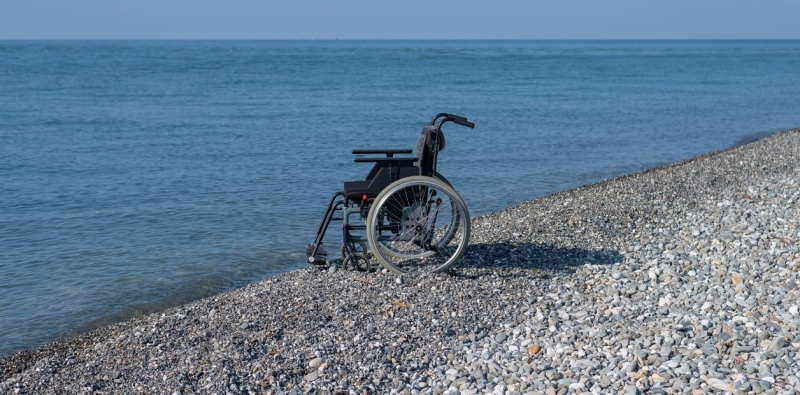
[366,176,470,274]
[433,172,452,187]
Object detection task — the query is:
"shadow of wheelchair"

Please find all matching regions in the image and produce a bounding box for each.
[452,241,622,278]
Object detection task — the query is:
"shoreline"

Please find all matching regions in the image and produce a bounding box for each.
[3,128,799,394]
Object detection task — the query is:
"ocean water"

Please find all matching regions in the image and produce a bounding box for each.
[1,40,799,356]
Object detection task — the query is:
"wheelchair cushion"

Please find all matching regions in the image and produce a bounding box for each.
[343,160,417,200]
[343,180,372,200]
[415,125,445,176]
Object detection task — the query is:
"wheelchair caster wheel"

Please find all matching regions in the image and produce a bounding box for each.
[341,240,368,257]
[342,253,372,272]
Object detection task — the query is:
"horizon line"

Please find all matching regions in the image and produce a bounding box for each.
[2,38,800,42]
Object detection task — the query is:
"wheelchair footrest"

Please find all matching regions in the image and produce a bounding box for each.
[305,243,328,265]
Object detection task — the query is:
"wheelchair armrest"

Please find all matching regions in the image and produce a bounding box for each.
[354,157,418,164]
[352,149,413,157]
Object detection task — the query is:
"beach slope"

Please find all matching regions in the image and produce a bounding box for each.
[3,129,799,394]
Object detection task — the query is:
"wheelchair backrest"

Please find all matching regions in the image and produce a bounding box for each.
[415,125,445,176]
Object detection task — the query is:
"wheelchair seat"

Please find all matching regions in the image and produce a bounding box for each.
[343,125,445,201]
[342,157,416,200]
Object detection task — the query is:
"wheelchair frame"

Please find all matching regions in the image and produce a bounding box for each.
[307,113,475,274]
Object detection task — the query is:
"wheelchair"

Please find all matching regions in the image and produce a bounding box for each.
[306,113,475,275]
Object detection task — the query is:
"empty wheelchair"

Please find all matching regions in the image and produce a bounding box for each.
[306,113,474,274]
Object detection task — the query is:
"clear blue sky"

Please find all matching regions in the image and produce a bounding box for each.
[1,0,798,40]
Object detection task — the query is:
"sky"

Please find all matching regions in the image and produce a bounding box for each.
[1,0,799,40]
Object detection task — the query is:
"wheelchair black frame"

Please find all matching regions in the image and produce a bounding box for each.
[307,113,474,267]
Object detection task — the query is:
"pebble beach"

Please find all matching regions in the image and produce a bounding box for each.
[2,128,799,394]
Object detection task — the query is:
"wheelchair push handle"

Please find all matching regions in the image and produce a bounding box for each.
[431,113,475,129]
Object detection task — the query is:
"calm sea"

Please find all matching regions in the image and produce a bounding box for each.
[1,40,799,356]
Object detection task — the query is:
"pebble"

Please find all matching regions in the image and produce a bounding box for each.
[1,129,799,395]
[769,337,788,350]
[308,357,323,368]
[707,378,732,392]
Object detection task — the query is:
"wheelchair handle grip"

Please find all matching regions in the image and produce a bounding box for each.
[459,119,475,129]
[449,114,475,128]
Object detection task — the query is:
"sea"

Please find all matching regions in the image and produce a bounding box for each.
[1,40,799,356]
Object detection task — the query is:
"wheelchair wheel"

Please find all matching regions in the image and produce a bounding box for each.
[369,173,457,260]
[340,240,368,260]
[366,176,470,274]
[342,253,372,272]
[341,241,371,271]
